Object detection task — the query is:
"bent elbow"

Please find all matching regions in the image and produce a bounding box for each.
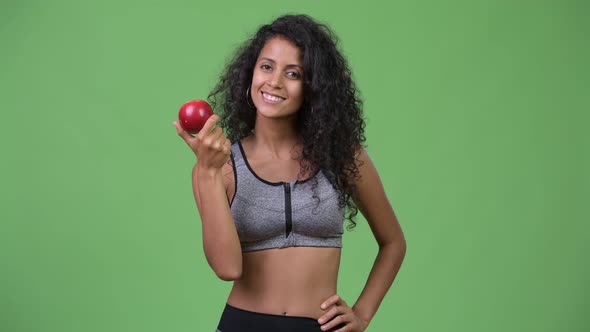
[211,258,242,281]
[401,242,407,259]
[215,267,242,281]
[397,236,407,257]
[205,248,243,281]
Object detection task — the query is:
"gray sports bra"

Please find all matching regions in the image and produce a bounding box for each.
[229,141,345,252]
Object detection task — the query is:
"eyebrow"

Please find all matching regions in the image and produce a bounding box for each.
[259,57,303,70]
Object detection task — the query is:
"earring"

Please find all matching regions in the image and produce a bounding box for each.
[246,87,256,109]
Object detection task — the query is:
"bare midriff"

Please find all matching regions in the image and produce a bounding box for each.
[226,246,341,320]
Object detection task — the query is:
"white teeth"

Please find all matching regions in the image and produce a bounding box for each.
[262,92,284,102]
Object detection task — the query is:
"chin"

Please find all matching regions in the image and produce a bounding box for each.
[256,107,298,119]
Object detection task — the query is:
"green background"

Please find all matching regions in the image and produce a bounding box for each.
[1,0,588,331]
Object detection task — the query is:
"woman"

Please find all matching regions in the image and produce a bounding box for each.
[173,14,406,332]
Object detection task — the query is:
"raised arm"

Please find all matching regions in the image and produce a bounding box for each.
[174,115,242,281]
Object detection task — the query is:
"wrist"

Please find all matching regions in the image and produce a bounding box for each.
[352,306,372,327]
[195,164,222,180]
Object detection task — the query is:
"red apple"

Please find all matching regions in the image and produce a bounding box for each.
[178,99,214,134]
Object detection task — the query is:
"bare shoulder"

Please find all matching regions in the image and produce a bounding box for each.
[353,147,403,246]
[354,148,376,184]
[353,147,383,190]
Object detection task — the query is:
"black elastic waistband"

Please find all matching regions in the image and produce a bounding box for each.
[217,303,334,332]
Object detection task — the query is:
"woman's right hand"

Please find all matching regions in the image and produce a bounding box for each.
[173,114,231,170]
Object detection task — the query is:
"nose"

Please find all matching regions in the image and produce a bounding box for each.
[267,71,283,88]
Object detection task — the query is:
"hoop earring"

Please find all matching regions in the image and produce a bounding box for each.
[246,87,256,109]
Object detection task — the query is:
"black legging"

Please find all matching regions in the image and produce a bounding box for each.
[216,303,346,332]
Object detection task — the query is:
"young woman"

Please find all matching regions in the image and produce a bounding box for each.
[173,14,406,332]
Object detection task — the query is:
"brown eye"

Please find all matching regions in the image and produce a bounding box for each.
[260,64,272,71]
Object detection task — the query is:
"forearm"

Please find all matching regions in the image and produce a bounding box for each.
[352,240,406,324]
[194,165,242,281]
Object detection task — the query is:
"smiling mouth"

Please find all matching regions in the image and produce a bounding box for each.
[261,92,285,103]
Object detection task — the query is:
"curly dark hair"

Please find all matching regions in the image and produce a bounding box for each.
[208,14,366,230]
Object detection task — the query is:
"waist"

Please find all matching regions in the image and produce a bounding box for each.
[227,246,340,319]
[227,285,336,320]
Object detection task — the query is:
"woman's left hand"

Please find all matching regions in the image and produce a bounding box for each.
[317,294,369,332]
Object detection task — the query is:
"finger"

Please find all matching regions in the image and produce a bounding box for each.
[196,114,220,141]
[332,322,350,332]
[320,314,348,331]
[211,126,224,141]
[222,139,231,155]
[214,134,228,152]
[318,306,345,325]
[321,294,341,310]
[203,127,223,148]
[173,121,193,142]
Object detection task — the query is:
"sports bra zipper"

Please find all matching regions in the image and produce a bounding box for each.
[283,183,292,237]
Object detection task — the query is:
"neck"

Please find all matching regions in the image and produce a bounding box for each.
[251,113,300,159]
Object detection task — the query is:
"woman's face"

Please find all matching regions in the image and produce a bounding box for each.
[250,36,304,120]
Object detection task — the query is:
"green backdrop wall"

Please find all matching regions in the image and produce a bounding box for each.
[1,0,588,331]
